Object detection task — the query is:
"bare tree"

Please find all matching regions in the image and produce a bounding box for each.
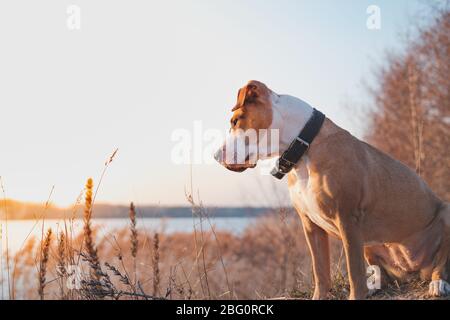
[365,7,450,201]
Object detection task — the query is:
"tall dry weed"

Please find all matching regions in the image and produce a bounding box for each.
[38,228,52,300]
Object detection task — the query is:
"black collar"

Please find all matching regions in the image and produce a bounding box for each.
[271,108,325,180]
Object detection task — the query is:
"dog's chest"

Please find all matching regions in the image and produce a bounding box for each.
[288,164,339,235]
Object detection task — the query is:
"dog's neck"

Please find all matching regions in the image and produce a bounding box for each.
[270,93,314,153]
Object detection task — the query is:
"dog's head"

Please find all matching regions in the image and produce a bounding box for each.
[214,80,278,172]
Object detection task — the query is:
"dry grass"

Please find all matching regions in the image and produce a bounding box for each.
[83,178,101,281]
[38,228,52,300]
[152,232,160,297]
[0,179,337,300]
[3,196,449,300]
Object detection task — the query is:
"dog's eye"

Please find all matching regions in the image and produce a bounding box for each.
[232,118,238,127]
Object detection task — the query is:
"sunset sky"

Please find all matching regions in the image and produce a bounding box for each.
[0,0,429,207]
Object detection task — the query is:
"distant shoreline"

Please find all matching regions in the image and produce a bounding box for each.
[0,200,285,220]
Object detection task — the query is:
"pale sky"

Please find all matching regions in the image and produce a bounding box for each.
[0,0,428,207]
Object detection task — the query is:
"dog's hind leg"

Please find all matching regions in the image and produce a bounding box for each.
[429,203,450,297]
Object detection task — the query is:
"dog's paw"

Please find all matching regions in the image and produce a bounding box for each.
[428,280,450,297]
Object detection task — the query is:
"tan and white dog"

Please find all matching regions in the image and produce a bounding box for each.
[215,80,450,299]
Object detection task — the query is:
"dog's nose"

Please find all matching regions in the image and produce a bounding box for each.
[214,149,223,163]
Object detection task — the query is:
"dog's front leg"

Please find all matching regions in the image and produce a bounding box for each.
[338,215,368,300]
[299,212,331,299]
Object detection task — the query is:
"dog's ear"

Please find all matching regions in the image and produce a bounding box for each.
[232,83,258,111]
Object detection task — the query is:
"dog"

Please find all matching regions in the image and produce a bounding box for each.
[214,80,450,299]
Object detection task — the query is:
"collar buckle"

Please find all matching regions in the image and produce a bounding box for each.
[279,155,296,168]
[295,137,310,148]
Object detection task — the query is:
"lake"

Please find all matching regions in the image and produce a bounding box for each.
[1,217,256,254]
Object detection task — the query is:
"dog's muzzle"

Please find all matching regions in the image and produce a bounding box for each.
[214,149,256,172]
